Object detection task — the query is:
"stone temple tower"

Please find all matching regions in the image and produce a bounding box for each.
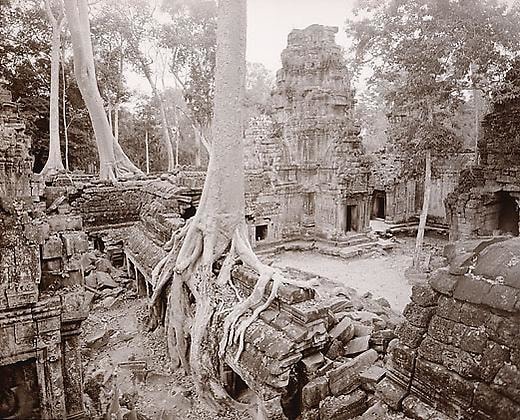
[245,25,372,245]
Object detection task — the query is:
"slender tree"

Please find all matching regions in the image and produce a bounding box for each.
[63,0,141,180]
[40,0,66,176]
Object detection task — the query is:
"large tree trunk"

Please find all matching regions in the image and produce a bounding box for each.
[63,0,141,180]
[40,0,65,176]
[413,149,432,269]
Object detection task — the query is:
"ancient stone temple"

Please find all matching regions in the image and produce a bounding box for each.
[244,25,372,247]
[0,86,88,419]
[379,237,520,419]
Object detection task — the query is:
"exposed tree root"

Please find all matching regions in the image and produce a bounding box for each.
[149,219,316,414]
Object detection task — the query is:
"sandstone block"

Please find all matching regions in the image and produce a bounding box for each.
[61,232,89,256]
[302,352,325,374]
[429,268,458,295]
[411,282,440,307]
[482,284,518,312]
[391,343,417,374]
[328,349,378,396]
[396,321,426,348]
[47,214,83,233]
[453,277,492,305]
[302,376,329,409]
[329,315,355,343]
[376,378,407,410]
[359,365,386,384]
[42,235,63,259]
[403,303,435,328]
[344,336,370,355]
[319,390,367,420]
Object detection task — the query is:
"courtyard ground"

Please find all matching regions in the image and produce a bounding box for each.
[272,234,446,313]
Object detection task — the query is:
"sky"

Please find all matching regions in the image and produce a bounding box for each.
[247,0,354,71]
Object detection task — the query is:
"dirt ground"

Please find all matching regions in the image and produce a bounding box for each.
[272,234,447,313]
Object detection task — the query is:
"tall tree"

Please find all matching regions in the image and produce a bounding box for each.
[149,0,308,414]
[63,0,141,180]
[347,0,520,269]
[40,0,66,176]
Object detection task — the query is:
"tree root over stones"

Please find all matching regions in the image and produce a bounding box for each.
[148,221,315,414]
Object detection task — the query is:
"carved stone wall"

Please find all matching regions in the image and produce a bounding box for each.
[244,25,372,245]
[0,87,88,419]
[379,237,520,419]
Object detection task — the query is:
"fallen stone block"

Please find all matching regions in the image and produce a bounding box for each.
[96,271,118,289]
[302,376,329,409]
[376,378,407,410]
[328,349,378,396]
[329,315,355,343]
[344,336,370,355]
[319,390,367,419]
[353,323,373,338]
[360,366,386,384]
[85,329,111,349]
[302,352,325,374]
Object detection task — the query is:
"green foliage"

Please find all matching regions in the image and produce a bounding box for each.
[347,0,520,173]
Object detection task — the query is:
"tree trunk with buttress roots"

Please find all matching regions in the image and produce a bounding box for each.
[40,0,65,177]
[63,0,142,180]
[148,0,314,416]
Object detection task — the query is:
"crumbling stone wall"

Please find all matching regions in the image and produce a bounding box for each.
[0,87,88,419]
[379,237,520,419]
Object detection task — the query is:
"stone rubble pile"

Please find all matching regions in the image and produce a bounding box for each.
[227,265,403,419]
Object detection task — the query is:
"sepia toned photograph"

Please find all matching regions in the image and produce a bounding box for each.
[0,0,519,418]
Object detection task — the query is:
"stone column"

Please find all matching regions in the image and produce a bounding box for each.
[61,321,86,419]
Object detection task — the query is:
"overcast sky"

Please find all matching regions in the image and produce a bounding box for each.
[247,0,354,71]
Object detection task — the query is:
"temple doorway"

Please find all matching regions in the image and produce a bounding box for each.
[346,205,358,232]
[497,191,519,236]
[371,190,386,220]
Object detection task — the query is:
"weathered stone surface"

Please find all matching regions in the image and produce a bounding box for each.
[429,268,459,296]
[482,284,518,312]
[493,364,520,403]
[376,378,407,410]
[453,276,493,305]
[449,252,474,275]
[319,390,367,420]
[403,303,436,328]
[474,383,520,420]
[411,282,440,307]
[329,315,355,343]
[359,365,386,384]
[302,376,329,409]
[436,296,462,322]
[395,321,426,348]
[328,349,378,396]
[344,336,370,355]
